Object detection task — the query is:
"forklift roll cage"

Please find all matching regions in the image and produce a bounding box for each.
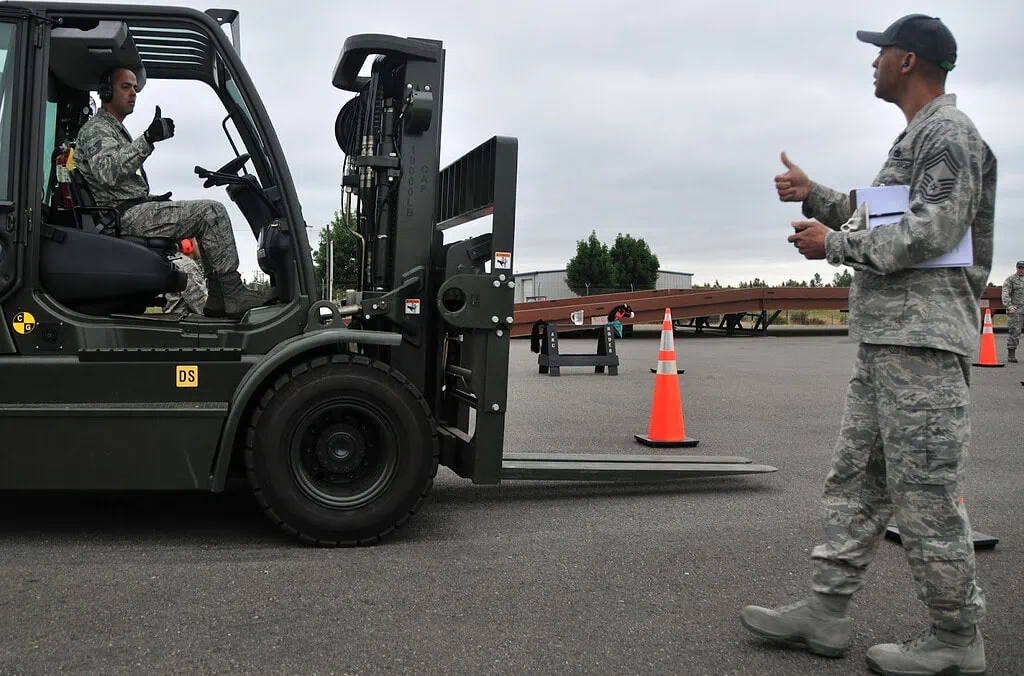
[0,2,775,545]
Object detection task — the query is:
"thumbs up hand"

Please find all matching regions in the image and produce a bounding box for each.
[144,105,175,145]
[774,151,811,202]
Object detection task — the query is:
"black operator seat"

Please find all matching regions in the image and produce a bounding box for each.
[38,223,187,317]
[37,169,187,317]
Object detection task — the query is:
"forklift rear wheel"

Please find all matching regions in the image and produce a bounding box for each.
[244,353,439,546]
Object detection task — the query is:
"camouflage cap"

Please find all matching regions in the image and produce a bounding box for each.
[857,14,957,72]
[1017,260,1024,268]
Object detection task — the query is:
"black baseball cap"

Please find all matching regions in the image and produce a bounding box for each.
[857,14,957,72]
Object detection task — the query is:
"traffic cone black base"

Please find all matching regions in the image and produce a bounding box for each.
[886,495,997,550]
[885,526,999,551]
[634,434,699,448]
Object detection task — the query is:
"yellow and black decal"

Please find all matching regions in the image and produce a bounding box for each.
[12,311,36,335]
[175,365,198,388]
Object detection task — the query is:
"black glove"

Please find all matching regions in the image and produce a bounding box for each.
[144,106,175,145]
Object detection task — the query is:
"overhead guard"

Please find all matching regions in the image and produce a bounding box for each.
[332,33,441,91]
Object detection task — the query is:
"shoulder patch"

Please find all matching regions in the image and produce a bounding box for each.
[919,146,962,204]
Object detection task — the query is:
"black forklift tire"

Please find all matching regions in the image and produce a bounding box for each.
[243,353,439,546]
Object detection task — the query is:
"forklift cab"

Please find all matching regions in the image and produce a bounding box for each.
[0,4,309,348]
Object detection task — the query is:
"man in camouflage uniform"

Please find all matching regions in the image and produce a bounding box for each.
[1000,261,1024,363]
[73,66,263,320]
[742,15,994,676]
[164,239,208,316]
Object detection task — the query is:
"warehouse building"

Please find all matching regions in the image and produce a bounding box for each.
[513,269,694,303]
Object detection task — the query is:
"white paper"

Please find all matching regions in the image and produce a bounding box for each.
[851,185,972,268]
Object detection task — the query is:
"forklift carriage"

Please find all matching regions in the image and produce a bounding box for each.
[0,3,776,546]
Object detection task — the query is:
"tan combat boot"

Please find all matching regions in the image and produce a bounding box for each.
[866,625,986,676]
[740,594,853,657]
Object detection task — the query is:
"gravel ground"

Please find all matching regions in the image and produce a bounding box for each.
[0,331,1020,675]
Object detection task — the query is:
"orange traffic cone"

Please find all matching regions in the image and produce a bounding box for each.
[635,309,698,448]
[973,308,1004,368]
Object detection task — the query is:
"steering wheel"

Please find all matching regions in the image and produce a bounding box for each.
[201,153,250,188]
[217,153,250,175]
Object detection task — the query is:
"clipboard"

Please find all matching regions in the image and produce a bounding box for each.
[847,185,972,268]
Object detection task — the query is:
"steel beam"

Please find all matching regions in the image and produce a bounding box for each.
[509,287,1008,338]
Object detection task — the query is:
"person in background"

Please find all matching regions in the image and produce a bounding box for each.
[1000,260,1024,363]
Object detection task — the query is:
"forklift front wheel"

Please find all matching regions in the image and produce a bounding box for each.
[244,353,439,546]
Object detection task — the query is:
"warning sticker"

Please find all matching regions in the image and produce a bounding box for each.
[494,251,512,269]
[176,365,198,388]
[12,311,36,335]
[405,299,421,315]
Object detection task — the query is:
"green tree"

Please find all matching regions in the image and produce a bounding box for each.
[738,278,768,289]
[809,272,824,288]
[313,211,363,298]
[609,233,659,290]
[831,269,854,287]
[565,230,616,295]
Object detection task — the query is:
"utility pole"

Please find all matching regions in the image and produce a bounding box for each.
[327,220,334,302]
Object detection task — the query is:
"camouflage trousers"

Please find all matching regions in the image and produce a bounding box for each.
[810,343,986,632]
[164,253,208,315]
[121,199,240,276]
[1007,311,1022,351]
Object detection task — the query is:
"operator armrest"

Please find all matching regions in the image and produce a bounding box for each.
[73,205,121,237]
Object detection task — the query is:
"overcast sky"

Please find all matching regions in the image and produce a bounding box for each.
[97,0,1023,287]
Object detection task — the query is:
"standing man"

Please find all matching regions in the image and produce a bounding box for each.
[742,14,996,676]
[1000,261,1024,363]
[74,66,264,320]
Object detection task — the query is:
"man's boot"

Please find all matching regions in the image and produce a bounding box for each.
[1009,348,1017,363]
[865,625,986,676]
[740,593,853,658]
[203,271,266,320]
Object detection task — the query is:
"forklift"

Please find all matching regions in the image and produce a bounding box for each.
[0,3,776,546]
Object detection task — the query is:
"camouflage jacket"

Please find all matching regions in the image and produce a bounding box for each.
[74,109,154,208]
[1002,274,1024,310]
[803,94,997,358]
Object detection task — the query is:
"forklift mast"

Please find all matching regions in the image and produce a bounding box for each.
[330,35,518,485]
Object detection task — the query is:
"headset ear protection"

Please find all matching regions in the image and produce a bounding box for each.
[97,68,115,103]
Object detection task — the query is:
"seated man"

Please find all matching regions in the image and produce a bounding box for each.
[73,65,264,320]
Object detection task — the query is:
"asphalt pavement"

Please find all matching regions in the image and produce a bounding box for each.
[1,330,1021,675]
